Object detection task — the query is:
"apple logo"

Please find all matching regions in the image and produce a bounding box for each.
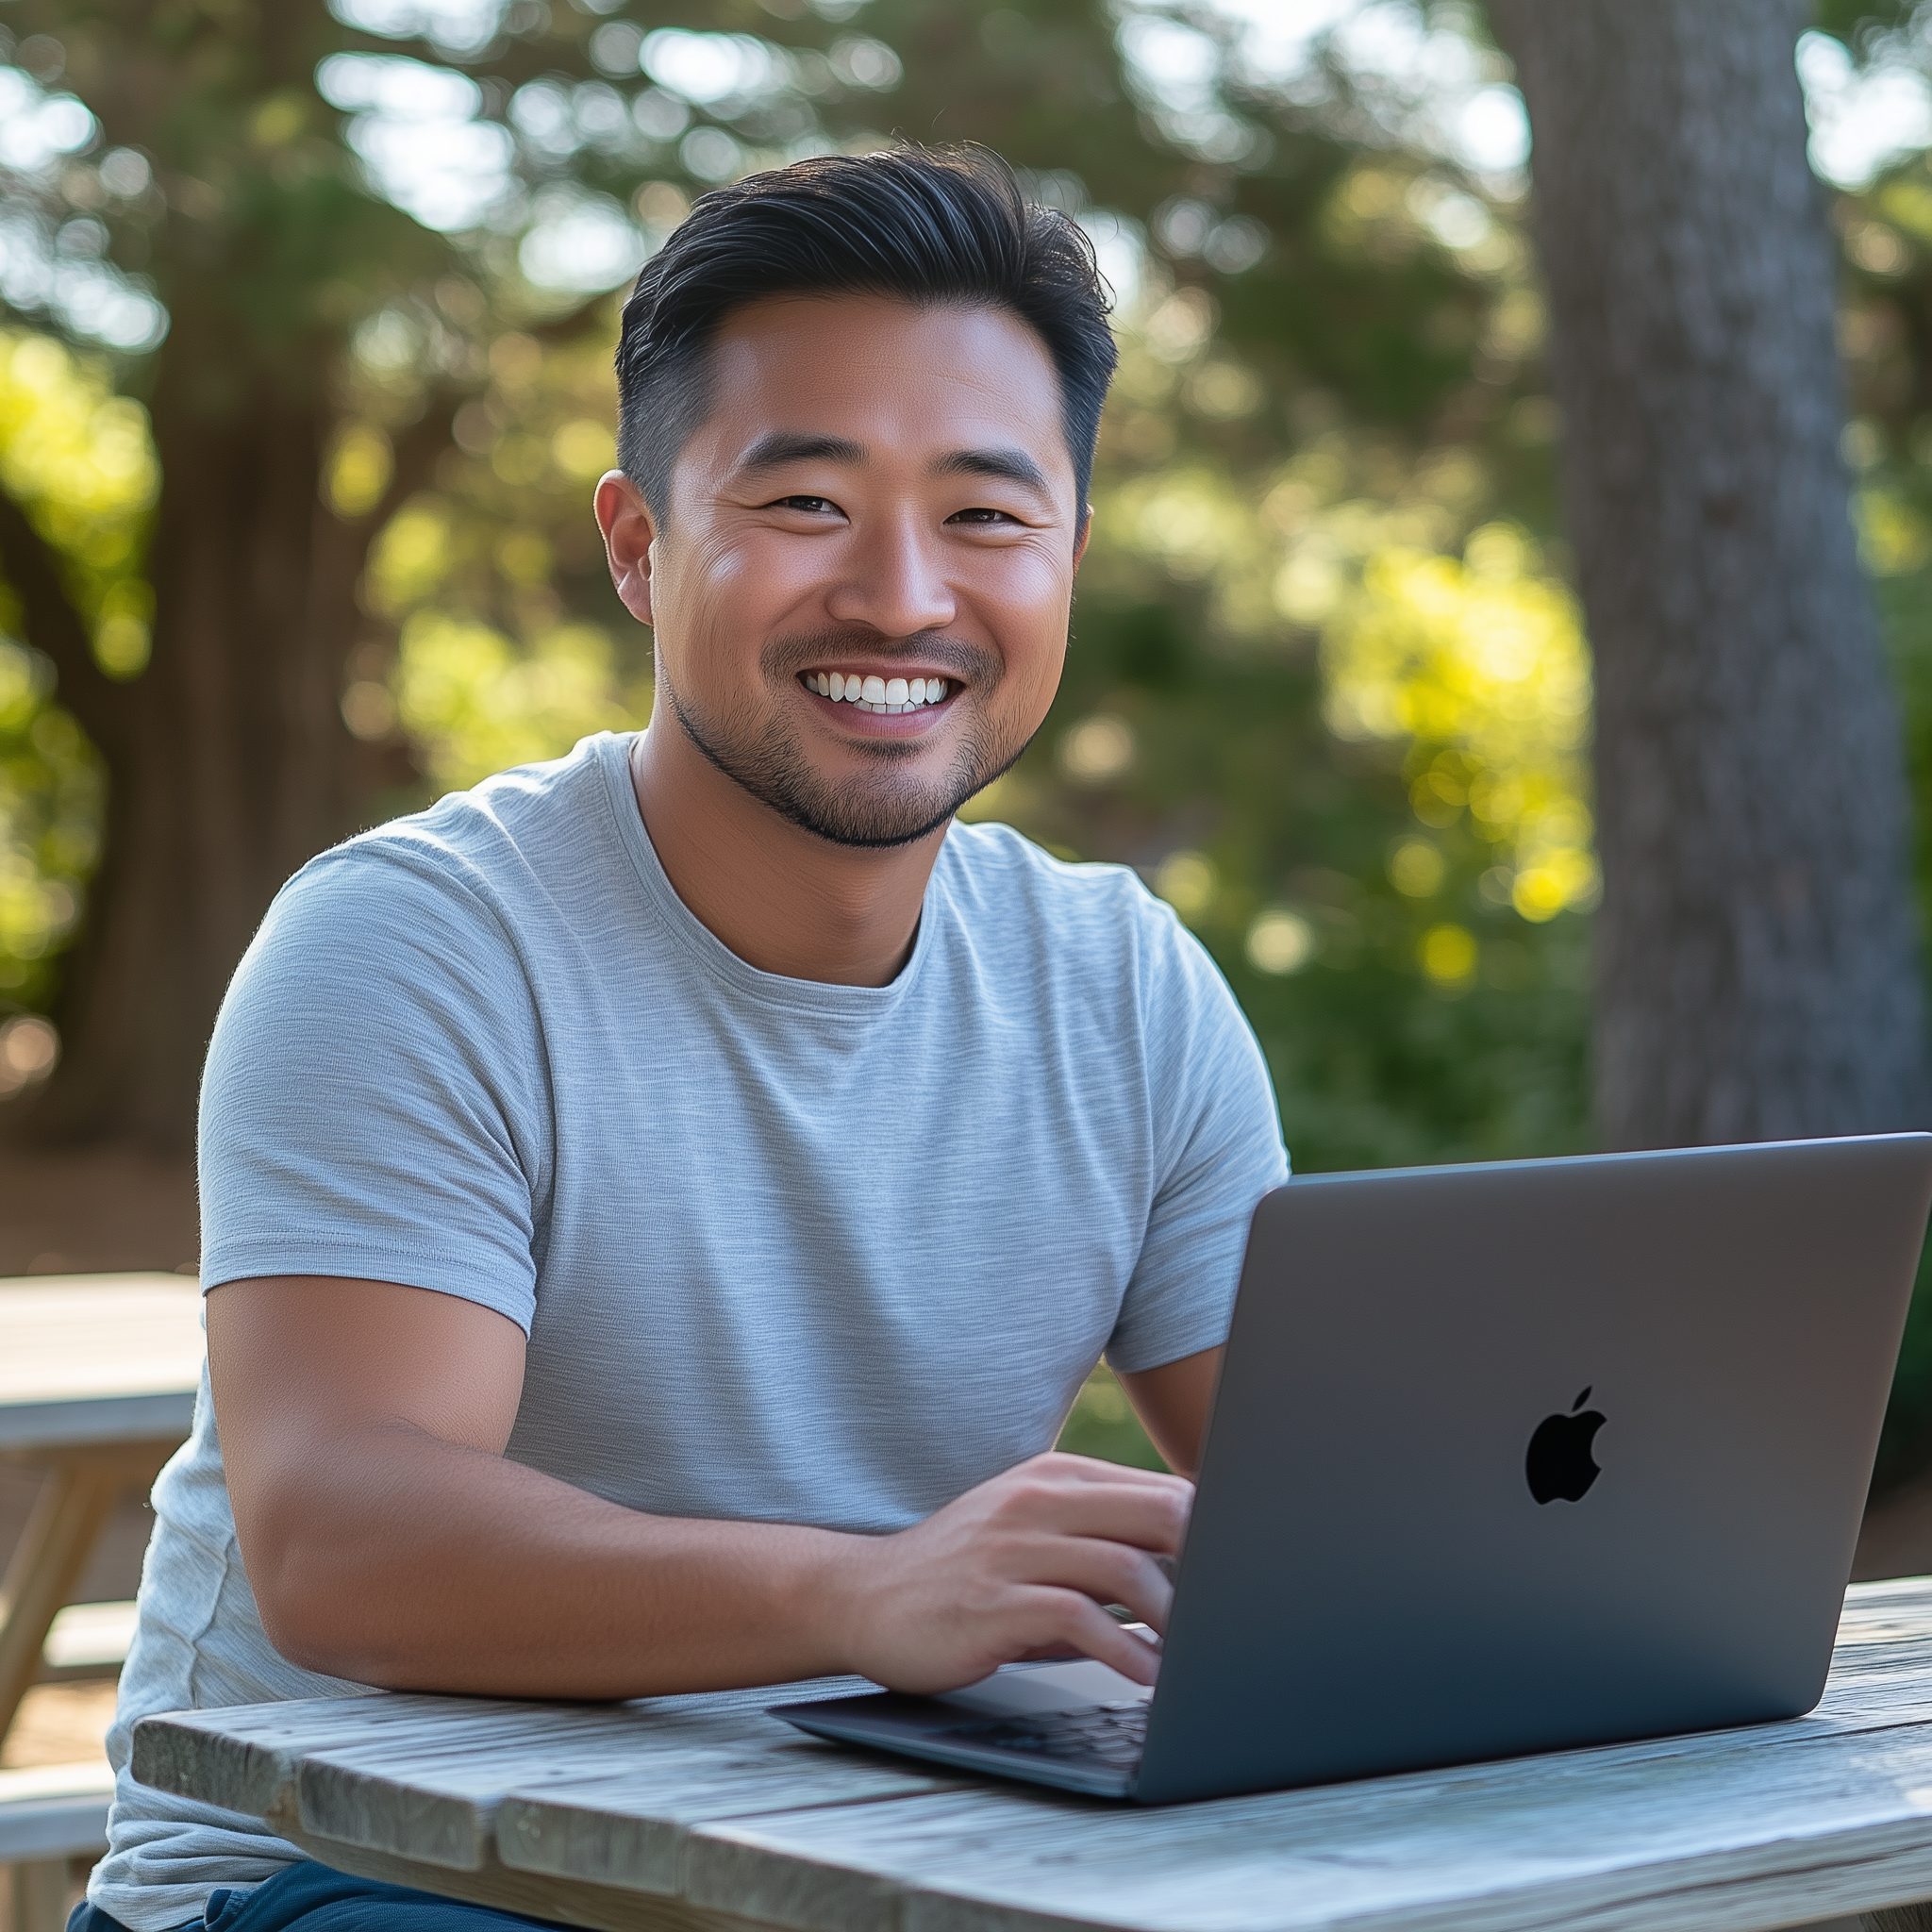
[1524,1386,1607,1504]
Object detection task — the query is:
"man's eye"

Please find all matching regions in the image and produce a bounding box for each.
[774,494,838,514]
[947,507,1019,525]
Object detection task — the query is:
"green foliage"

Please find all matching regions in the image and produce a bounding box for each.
[0,640,101,1009]
[1876,1245,1932,1491]
[390,612,639,793]
[1812,2,1918,54]
[1819,142,1932,1483]
[973,555,1594,1181]
[346,306,650,806]
[0,332,142,996]
[1857,558,1932,1486]
[1057,1364,1167,1471]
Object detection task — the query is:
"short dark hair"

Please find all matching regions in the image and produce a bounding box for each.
[614,145,1117,532]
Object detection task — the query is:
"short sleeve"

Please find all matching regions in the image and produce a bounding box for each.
[197,843,549,1332]
[1104,909,1289,1374]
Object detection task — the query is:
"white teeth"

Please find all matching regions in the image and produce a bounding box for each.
[806,673,952,710]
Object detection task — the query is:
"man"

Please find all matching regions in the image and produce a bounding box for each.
[81,146,1287,1932]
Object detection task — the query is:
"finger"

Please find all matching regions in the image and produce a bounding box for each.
[997,1537,1176,1634]
[1036,1452,1194,1495]
[1002,1455,1193,1507]
[997,1474,1193,1557]
[1084,1544,1177,1634]
[1025,1588,1165,1686]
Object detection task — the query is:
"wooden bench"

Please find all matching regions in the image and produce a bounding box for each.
[0,1273,203,1750]
[0,1760,114,1932]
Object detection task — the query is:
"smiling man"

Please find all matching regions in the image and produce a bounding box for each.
[82,149,1288,1932]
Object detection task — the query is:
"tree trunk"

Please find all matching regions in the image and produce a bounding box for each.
[1,299,438,1153]
[0,0,463,1153]
[1490,0,1931,1146]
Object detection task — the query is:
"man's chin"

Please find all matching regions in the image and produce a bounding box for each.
[674,688,1026,851]
[759,782,971,850]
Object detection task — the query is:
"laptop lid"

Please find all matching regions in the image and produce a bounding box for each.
[1132,1133,1932,1802]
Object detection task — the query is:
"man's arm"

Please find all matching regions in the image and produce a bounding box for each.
[209,1276,1191,1699]
[1118,1347,1222,1479]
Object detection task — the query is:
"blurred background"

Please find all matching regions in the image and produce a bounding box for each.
[5,0,1932,1778]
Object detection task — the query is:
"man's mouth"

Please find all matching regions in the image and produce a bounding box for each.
[799,671,953,716]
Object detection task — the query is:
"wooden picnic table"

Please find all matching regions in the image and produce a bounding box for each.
[130,1574,1932,1932]
[0,1273,204,1743]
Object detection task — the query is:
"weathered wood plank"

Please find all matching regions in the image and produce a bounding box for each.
[680,1719,1932,1932]
[134,1679,950,1876]
[132,1694,555,1822]
[493,1733,962,1895]
[269,1806,780,1932]
[296,1707,741,1871]
[0,1275,203,1452]
[300,1706,956,1874]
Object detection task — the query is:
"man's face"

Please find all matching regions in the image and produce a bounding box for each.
[612,294,1087,848]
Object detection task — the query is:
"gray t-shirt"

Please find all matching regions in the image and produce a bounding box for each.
[90,729,1288,1930]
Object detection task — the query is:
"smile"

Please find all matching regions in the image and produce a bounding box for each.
[802,672,952,716]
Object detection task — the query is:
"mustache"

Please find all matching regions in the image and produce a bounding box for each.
[762,627,1001,687]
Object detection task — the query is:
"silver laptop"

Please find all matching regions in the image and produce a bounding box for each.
[773,1134,1932,1804]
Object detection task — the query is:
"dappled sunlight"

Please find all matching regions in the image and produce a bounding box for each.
[1245,908,1314,975]
[1154,849,1217,921]
[0,332,135,1000]
[354,302,650,799]
[1859,482,1932,577]
[393,611,643,794]
[0,1010,57,1096]
[324,423,395,521]
[1420,921,1477,987]
[1113,467,1254,584]
[0,332,155,670]
[0,641,98,1000]
[1322,525,1598,924]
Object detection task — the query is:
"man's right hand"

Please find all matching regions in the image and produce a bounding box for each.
[826,1452,1190,1693]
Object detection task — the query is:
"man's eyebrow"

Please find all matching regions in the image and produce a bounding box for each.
[736,430,866,473]
[932,446,1051,492]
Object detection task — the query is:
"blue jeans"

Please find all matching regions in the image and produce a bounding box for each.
[69,1859,576,1932]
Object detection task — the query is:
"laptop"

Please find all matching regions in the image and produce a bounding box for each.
[773,1133,1932,1804]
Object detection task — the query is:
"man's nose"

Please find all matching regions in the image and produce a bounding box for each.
[824,514,958,638]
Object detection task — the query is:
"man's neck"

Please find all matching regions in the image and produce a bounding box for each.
[627,724,944,988]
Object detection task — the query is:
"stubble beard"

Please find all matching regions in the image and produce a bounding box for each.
[665,629,1034,850]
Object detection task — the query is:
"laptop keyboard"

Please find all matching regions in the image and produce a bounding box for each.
[937,1699,1149,1771]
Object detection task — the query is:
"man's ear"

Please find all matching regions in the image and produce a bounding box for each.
[595,471,658,627]
[1074,506,1092,574]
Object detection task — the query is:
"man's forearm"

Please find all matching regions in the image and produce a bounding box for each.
[244,1422,860,1696]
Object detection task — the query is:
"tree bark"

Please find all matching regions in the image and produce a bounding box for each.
[1490,0,1931,1146]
